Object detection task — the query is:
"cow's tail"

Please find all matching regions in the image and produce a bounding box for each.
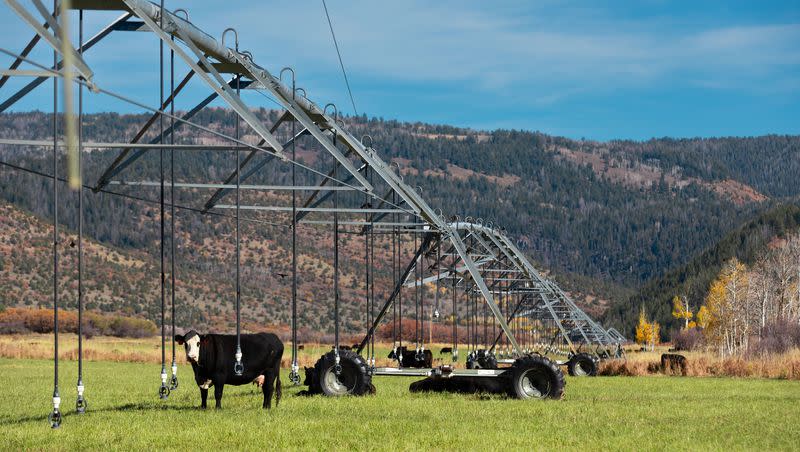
[275,373,282,406]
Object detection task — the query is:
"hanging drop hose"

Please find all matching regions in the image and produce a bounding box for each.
[451,256,457,363]
[432,235,440,346]
[75,8,87,415]
[391,190,398,358]
[157,0,169,400]
[168,36,178,391]
[483,294,488,350]
[49,9,61,426]
[232,34,244,376]
[397,231,403,367]
[324,106,341,374]
[414,230,422,358]
[369,214,376,369]
[363,165,374,370]
[332,135,341,375]
[283,68,300,386]
[417,224,425,359]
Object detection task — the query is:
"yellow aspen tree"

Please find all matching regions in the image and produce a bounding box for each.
[635,308,649,346]
[696,305,710,329]
[650,322,661,351]
[671,295,693,329]
[704,258,750,356]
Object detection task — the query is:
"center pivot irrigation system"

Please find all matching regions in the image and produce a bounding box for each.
[0,0,624,427]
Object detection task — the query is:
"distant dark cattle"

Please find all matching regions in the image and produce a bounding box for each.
[660,353,688,376]
[466,349,498,369]
[439,347,453,355]
[175,330,283,409]
[298,344,305,351]
[388,346,433,368]
[409,376,506,395]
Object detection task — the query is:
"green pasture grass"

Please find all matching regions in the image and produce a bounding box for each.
[1,358,799,451]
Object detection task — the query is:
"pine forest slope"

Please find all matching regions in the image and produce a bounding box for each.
[1,110,799,335]
[604,203,800,336]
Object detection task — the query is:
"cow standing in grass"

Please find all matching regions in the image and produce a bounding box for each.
[175,330,283,409]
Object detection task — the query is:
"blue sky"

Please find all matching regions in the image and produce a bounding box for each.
[1,0,798,140]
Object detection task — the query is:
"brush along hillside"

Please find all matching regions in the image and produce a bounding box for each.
[1,110,799,335]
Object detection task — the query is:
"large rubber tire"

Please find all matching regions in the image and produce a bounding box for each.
[314,350,372,397]
[507,355,565,400]
[567,353,599,377]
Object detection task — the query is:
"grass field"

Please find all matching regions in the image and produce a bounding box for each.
[2,358,800,451]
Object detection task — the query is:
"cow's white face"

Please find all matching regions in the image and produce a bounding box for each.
[185,334,201,364]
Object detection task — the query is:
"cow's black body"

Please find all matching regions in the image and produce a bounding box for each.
[388,346,433,368]
[177,331,283,409]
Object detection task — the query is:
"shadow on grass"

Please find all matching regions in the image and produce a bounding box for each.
[0,388,288,427]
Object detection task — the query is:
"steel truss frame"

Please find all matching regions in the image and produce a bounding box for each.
[1,0,623,397]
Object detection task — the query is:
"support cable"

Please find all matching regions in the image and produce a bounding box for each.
[321,0,357,115]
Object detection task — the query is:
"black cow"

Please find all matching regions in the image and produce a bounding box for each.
[388,346,433,368]
[661,353,688,376]
[409,376,507,395]
[175,330,284,409]
[439,347,453,355]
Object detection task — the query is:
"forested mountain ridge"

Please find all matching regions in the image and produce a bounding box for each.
[1,110,798,334]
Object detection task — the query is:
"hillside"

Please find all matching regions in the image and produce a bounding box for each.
[1,110,799,333]
[604,203,800,336]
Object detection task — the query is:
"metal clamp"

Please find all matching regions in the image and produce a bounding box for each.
[280,67,295,98]
[172,8,189,21]
[324,103,338,128]
[169,363,179,390]
[159,370,169,399]
[222,28,239,51]
[48,409,61,429]
[289,363,301,385]
[49,394,62,428]
[234,350,244,375]
[76,383,87,414]
[334,353,342,375]
[361,134,373,148]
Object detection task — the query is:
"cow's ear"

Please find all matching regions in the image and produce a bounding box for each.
[175,334,185,345]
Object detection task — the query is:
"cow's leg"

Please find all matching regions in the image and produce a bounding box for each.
[262,371,276,409]
[214,383,224,409]
[200,387,208,409]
